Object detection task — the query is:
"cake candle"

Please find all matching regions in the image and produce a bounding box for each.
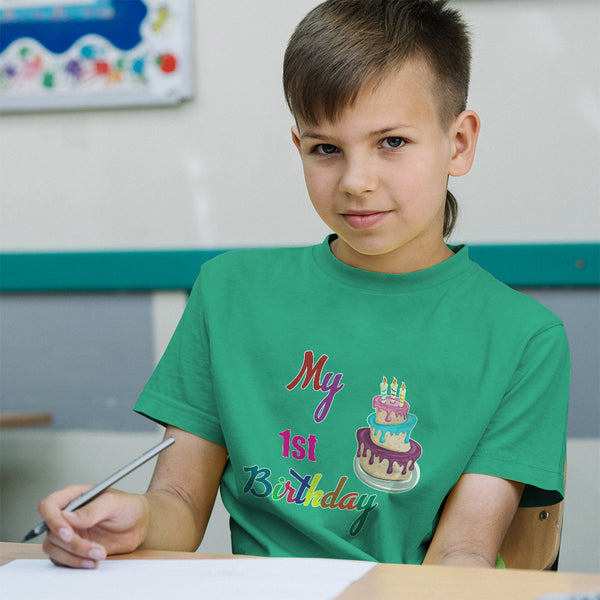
[380,376,388,399]
[399,381,406,404]
[391,377,398,397]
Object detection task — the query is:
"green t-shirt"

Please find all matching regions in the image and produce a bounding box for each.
[135,236,569,564]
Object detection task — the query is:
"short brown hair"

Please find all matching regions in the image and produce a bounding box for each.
[283,0,472,236]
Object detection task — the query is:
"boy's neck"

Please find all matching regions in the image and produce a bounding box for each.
[330,236,455,274]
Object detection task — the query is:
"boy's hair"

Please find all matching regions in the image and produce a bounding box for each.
[283,0,472,237]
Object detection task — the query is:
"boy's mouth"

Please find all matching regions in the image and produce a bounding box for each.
[341,210,390,229]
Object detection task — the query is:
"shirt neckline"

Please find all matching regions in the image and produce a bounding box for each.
[311,234,473,293]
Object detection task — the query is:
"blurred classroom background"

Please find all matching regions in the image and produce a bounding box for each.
[0,0,598,573]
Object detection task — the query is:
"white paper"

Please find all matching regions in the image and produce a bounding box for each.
[536,595,600,600]
[0,557,375,600]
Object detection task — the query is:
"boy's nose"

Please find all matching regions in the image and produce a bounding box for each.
[338,157,379,197]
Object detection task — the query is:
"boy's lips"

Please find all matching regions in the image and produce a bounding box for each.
[341,210,390,229]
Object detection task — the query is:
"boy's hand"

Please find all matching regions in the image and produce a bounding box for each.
[38,427,227,568]
[39,485,149,569]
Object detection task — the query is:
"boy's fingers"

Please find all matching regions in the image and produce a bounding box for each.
[44,517,107,559]
[61,492,118,529]
[62,506,98,529]
[38,484,93,540]
[40,487,146,567]
[42,533,103,570]
[38,485,111,569]
[61,492,127,539]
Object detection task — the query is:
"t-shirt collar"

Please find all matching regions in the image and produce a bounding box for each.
[311,234,472,293]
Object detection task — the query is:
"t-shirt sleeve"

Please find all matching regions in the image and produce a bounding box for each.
[134,272,226,447]
[464,323,569,507]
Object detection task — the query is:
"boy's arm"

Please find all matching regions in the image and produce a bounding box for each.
[422,473,524,568]
[141,425,228,551]
[39,426,227,568]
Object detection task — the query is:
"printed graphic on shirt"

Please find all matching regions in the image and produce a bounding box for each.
[354,377,422,493]
[241,355,419,538]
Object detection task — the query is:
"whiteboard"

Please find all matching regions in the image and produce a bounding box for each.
[0,0,597,251]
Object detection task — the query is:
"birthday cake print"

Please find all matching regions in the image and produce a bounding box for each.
[354,377,422,493]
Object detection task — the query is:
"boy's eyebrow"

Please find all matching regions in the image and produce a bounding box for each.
[300,125,415,140]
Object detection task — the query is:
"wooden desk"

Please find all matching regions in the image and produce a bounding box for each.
[1,543,599,599]
[0,411,52,429]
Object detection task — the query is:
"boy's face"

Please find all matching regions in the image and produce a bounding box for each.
[292,58,478,273]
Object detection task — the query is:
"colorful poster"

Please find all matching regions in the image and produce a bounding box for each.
[0,0,193,111]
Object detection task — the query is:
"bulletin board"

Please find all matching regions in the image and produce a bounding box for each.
[0,0,193,111]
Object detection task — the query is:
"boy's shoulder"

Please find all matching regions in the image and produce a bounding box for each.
[198,244,316,287]
[468,257,564,330]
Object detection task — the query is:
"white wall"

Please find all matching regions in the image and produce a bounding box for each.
[0,1,598,251]
[452,0,600,243]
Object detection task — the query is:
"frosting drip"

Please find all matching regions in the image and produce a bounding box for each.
[356,427,422,475]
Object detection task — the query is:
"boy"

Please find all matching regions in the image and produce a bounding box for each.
[39,0,569,569]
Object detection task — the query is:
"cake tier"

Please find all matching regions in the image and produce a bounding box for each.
[367,411,417,451]
[356,427,421,481]
[372,395,409,425]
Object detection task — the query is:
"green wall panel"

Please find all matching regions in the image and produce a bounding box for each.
[1,244,598,292]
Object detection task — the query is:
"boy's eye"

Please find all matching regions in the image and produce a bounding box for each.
[381,137,406,149]
[313,143,339,155]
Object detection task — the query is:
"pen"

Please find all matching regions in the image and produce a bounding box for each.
[20,436,175,543]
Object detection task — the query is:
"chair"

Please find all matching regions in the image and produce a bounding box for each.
[500,464,566,570]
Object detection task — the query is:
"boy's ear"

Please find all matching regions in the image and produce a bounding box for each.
[291,125,303,155]
[448,110,480,177]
